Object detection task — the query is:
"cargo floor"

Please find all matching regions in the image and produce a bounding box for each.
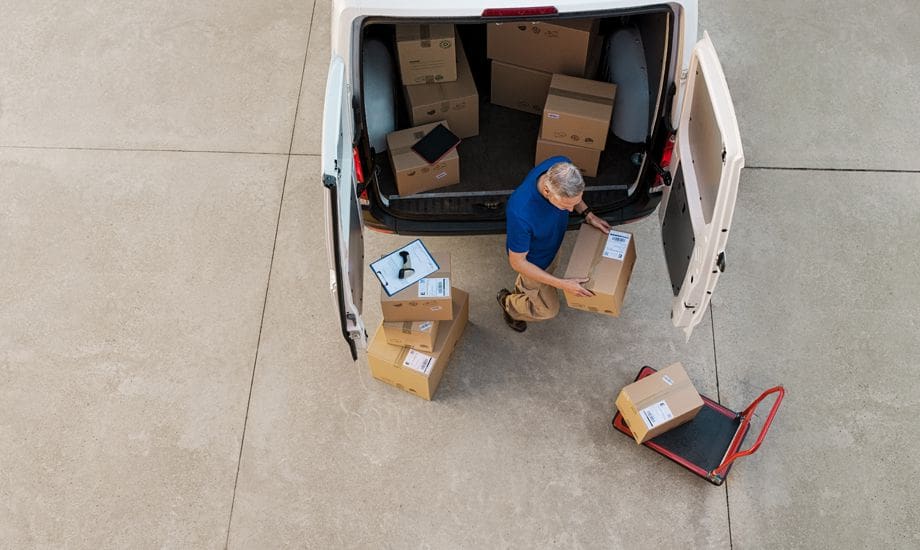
[374,101,645,205]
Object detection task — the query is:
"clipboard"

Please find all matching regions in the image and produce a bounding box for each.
[370,239,440,297]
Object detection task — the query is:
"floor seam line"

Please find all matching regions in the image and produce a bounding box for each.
[223,2,316,546]
[0,144,287,156]
[747,165,920,174]
[711,305,732,549]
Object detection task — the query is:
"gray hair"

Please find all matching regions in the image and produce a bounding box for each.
[544,162,585,198]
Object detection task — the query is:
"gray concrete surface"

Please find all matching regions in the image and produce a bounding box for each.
[2,0,919,548]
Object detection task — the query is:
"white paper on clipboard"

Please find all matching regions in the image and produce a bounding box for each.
[370,239,440,296]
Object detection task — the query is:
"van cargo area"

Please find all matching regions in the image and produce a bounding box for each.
[359,10,672,222]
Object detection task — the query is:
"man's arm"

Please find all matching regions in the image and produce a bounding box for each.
[508,250,593,297]
[575,199,612,233]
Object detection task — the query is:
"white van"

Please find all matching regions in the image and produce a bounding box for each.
[323,0,742,359]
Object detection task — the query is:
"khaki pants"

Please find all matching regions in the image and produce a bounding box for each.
[504,258,560,322]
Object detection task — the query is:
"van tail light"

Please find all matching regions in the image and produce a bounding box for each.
[651,132,676,193]
[482,6,558,17]
[352,146,365,184]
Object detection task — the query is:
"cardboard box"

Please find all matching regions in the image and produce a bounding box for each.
[541,74,616,151]
[368,288,470,400]
[487,19,601,77]
[405,38,479,138]
[615,363,704,443]
[396,24,457,85]
[386,122,460,196]
[381,319,440,353]
[535,136,601,177]
[562,224,636,316]
[490,61,553,115]
[380,252,453,321]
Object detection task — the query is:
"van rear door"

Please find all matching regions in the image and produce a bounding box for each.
[659,32,743,340]
[323,56,366,360]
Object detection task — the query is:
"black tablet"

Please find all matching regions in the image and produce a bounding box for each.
[411,124,461,164]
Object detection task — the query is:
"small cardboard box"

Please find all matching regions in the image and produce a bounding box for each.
[396,24,457,85]
[541,74,616,151]
[405,38,479,138]
[490,60,553,115]
[486,19,601,77]
[380,252,453,321]
[615,363,704,443]
[535,136,601,177]
[368,288,470,400]
[563,224,636,317]
[386,122,460,196]
[381,320,440,352]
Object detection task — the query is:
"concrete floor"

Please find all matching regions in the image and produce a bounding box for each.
[2,1,919,548]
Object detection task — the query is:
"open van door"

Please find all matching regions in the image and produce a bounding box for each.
[322,56,366,360]
[659,32,743,340]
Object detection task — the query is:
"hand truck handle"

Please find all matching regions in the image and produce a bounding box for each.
[710,386,785,480]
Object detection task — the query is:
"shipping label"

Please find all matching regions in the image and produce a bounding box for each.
[602,230,631,261]
[639,400,674,430]
[402,349,436,376]
[418,277,450,298]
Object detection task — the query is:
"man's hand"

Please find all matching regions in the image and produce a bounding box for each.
[558,277,594,297]
[586,212,612,233]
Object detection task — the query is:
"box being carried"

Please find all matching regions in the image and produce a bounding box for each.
[490,60,552,115]
[386,122,460,196]
[615,363,704,443]
[563,224,636,317]
[405,38,479,138]
[396,24,457,85]
[541,74,616,151]
[486,19,601,77]
[368,288,470,400]
[380,252,453,321]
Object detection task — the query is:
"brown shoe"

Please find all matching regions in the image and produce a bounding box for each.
[496,289,527,332]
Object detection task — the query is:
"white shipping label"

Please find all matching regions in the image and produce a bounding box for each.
[602,230,631,261]
[435,171,448,180]
[402,349,435,376]
[418,277,450,298]
[662,375,674,386]
[419,321,433,333]
[639,400,674,430]
[547,112,561,119]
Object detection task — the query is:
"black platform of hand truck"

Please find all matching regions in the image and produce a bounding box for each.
[612,366,785,485]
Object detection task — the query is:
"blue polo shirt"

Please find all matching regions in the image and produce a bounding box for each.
[505,156,572,269]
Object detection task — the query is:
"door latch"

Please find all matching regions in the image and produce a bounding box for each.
[717,252,726,273]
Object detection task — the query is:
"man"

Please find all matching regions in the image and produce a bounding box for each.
[497,156,612,332]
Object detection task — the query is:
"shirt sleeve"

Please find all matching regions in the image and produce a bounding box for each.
[506,212,532,254]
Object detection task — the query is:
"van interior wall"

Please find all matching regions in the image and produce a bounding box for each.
[361,13,669,208]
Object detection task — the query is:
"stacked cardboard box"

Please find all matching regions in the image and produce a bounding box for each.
[487,19,602,115]
[386,121,461,196]
[368,252,470,400]
[536,74,617,177]
[392,25,475,196]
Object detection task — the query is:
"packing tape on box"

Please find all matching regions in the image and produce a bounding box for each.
[420,24,430,47]
[581,234,610,292]
[547,86,614,107]
[401,322,413,335]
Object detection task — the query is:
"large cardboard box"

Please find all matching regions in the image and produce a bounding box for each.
[535,136,601,177]
[563,224,636,317]
[490,60,552,115]
[380,252,453,321]
[541,74,616,151]
[486,19,601,77]
[396,24,457,85]
[386,122,460,196]
[405,39,479,138]
[381,319,440,353]
[615,363,704,443]
[368,288,470,400]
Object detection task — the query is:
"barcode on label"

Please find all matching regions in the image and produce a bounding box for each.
[639,400,674,430]
[419,321,433,332]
